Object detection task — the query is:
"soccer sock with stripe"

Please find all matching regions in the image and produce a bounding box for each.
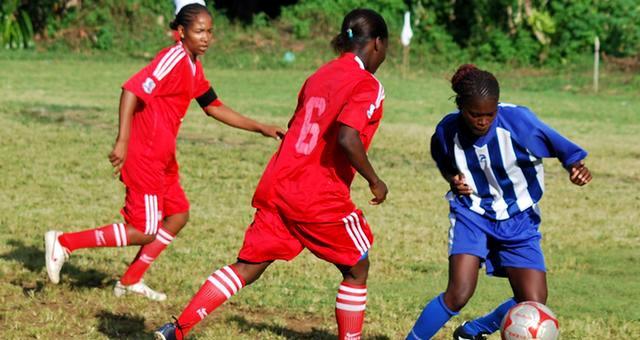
[335,282,367,340]
[462,298,517,335]
[119,226,175,285]
[406,293,459,340]
[175,265,246,339]
[57,223,128,253]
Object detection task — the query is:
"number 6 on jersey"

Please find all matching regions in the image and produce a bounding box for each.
[295,96,326,155]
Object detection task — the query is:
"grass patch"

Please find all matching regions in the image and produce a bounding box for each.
[1,58,639,339]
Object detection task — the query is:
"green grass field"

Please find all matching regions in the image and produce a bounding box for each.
[1,55,639,339]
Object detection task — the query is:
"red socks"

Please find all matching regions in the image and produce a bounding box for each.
[175,265,246,339]
[336,282,367,340]
[58,223,128,253]
[120,227,175,285]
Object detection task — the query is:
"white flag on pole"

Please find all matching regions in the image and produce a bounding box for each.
[401,11,413,46]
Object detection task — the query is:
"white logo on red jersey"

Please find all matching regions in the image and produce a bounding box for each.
[366,103,375,119]
[142,77,156,94]
[196,307,208,319]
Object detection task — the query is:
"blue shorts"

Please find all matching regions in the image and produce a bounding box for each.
[448,201,546,277]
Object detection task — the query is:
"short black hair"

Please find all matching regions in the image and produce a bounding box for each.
[451,64,500,109]
[169,4,211,30]
[331,8,388,54]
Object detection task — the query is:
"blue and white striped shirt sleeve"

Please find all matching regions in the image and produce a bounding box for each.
[517,108,588,168]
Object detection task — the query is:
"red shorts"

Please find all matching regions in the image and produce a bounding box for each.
[238,208,374,266]
[120,177,189,235]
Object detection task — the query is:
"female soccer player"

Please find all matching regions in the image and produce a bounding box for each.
[406,64,592,340]
[44,0,284,301]
[155,8,389,340]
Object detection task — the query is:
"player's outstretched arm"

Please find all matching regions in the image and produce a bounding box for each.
[338,124,388,205]
[204,104,285,140]
[568,160,592,186]
[108,89,137,175]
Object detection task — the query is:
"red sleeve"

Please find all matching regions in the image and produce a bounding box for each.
[194,61,223,108]
[122,45,185,103]
[337,78,384,132]
[193,61,211,99]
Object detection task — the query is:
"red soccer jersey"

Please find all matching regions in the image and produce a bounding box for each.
[252,53,385,222]
[120,42,218,193]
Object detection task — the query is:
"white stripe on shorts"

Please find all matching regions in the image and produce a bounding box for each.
[343,216,365,255]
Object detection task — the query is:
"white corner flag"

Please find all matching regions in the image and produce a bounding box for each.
[401,11,413,47]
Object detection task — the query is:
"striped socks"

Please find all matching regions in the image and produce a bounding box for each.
[336,282,367,340]
[120,227,175,285]
[58,223,128,253]
[175,265,246,338]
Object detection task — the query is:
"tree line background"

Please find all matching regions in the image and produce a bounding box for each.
[2,0,639,68]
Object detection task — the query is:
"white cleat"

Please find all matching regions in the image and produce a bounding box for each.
[114,280,167,301]
[44,230,68,284]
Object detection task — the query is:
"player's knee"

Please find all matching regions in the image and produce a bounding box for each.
[338,258,369,285]
[233,261,271,285]
[518,288,547,304]
[444,284,475,311]
[140,233,156,245]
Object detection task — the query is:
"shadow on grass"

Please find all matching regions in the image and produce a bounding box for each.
[228,315,391,340]
[96,310,153,339]
[1,239,111,289]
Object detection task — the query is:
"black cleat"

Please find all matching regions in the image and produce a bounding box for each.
[154,322,179,340]
[452,322,488,340]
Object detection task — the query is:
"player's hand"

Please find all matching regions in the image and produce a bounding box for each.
[368,179,388,205]
[108,139,128,176]
[569,160,592,186]
[450,173,473,195]
[259,124,286,140]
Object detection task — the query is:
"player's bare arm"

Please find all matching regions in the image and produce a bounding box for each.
[204,104,286,139]
[108,89,137,175]
[338,124,388,205]
[568,160,592,186]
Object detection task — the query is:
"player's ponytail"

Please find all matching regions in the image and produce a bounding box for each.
[170,3,210,31]
[331,8,388,54]
[451,64,500,109]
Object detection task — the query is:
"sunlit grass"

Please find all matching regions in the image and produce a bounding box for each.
[0,58,638,339]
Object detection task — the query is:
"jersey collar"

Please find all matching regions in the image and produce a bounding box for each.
[353,55,365,70]
[342,52,365,70]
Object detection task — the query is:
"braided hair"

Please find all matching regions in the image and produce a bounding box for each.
[331,8,388,54]
[170,3,211,30]
[451,64,500,109]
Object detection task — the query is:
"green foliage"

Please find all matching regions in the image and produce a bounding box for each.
[1,0,34,49]
[551,0,640,60]
[7,0,640,66]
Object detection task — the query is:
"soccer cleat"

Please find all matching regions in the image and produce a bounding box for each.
[114,279,167,301]
[452,322,488,340]
[154,322,181,340]
[45,230,68,284]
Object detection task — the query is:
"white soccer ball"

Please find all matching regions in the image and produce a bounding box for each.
[500,301,559,340]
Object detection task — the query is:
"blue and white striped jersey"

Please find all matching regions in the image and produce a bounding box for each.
[431,103,588,220]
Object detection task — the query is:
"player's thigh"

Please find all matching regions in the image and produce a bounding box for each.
[162,178,190,233]
[506,267,547,303]
[237,209,304,263]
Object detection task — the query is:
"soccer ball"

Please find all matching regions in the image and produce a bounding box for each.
[500,301,559,340]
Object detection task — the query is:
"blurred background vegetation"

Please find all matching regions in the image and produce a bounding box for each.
[1,0,639,70]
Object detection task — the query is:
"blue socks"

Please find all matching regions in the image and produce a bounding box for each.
[407,293,458,340]
[462,298,517,335]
